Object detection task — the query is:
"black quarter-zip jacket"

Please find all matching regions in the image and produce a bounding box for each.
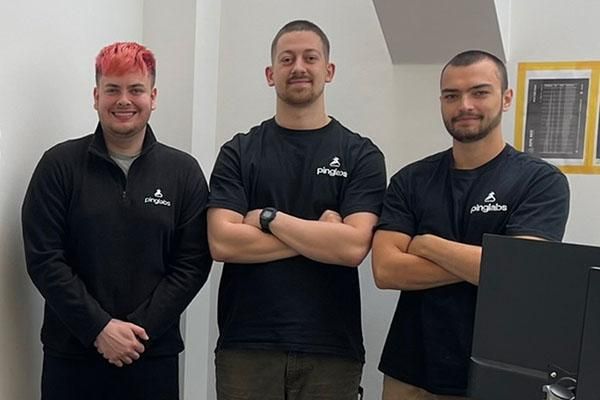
[22,124,212,358]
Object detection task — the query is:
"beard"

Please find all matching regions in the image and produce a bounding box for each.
[276,75,324,106]
[444,107,502,143]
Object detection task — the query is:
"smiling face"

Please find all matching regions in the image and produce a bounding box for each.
[265,30,335,107]
[93,71,157,146]
[440,59,512,143]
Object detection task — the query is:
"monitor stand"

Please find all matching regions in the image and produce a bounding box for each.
[542,266,600,400]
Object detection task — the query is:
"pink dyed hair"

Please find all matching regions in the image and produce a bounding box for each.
[95,42,156,84]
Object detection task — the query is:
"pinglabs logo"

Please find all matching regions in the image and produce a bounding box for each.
[470,191,507,214]
[316,156,348,178]
[144,188,172,207]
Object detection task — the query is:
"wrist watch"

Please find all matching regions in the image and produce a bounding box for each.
[259,207,278,233]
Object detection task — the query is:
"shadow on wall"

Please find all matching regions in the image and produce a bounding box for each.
[0,126,44,398]
[0,219,44,399]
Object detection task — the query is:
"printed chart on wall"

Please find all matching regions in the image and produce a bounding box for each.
[514,61,600,174]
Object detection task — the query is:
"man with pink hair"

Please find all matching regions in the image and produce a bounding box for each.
[22,42,212,399]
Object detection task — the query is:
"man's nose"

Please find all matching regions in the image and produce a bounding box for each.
[291,58,307,74]
[459,95,475,111]
[117,93,132,106]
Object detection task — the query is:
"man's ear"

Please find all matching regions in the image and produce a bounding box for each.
[325,62,336,83]
[502,88,513,111]
[265,66,275,87]
[151,87,157,110]
[93,87,99,110]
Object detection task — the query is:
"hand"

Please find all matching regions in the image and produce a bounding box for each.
[243,209,262,230]
[94,319,149,367]
[319,210,342,223]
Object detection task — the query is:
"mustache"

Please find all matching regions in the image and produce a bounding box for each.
[287,74,311,83]
[452,112,482,122]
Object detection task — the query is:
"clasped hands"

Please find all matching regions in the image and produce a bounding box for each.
[94,318,149,367]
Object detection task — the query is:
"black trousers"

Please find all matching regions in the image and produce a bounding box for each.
[41,354,179,400]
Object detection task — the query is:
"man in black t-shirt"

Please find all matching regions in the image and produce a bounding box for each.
[208,20,386,399]
[371,51,569,399]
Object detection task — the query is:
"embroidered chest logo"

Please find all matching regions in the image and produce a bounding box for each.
[145,188,172,207]
[470,191,507,214]
[316,156,348,178]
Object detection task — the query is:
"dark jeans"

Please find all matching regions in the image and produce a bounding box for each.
[41,354,179,400]
[216,349,363,400]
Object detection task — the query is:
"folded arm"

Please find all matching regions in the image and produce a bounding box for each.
[259,210,378,267]
[408,233,481,285]
[372,230,549,290]
[208,208,299,263]
[372,230,463,290]
[209,208,377,267]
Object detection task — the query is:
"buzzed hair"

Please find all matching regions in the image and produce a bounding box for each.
[441,50,508,92]
[270,20,330,61]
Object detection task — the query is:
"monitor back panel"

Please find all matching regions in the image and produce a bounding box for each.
[469,235,600,400]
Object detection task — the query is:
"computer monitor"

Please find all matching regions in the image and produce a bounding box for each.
[573,266,600,400]
[469,235,600,400]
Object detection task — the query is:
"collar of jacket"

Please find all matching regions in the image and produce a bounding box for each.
[88,122,158,160]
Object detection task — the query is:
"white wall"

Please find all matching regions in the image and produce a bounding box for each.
[507,0,600,246]
[2,1,599,399]
[0,1,143,398]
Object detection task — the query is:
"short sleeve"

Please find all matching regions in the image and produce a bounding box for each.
[505,167,570,241]
[339,143,387,218]
[208,137,249,215]
[375,169,417,237]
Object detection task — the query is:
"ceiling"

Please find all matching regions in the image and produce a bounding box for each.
[372,0,508,64]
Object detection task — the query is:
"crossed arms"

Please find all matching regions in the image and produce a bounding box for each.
[372,231,479,289]
[208,208,378,267]
[372,231,545,290]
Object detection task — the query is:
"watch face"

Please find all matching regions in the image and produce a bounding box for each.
[260,208,277,233]
[263,210,274,219]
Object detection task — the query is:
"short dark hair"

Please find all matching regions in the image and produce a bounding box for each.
[441,50,508,92]
[270,20,330,61]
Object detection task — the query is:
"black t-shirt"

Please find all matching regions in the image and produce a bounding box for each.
[208,117,386,362]
[376,144,570,395]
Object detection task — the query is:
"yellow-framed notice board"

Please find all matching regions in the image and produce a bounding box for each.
[514,61,600,174]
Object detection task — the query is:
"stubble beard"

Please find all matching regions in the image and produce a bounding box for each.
[277,79,324,107]
[444,106,503,143]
